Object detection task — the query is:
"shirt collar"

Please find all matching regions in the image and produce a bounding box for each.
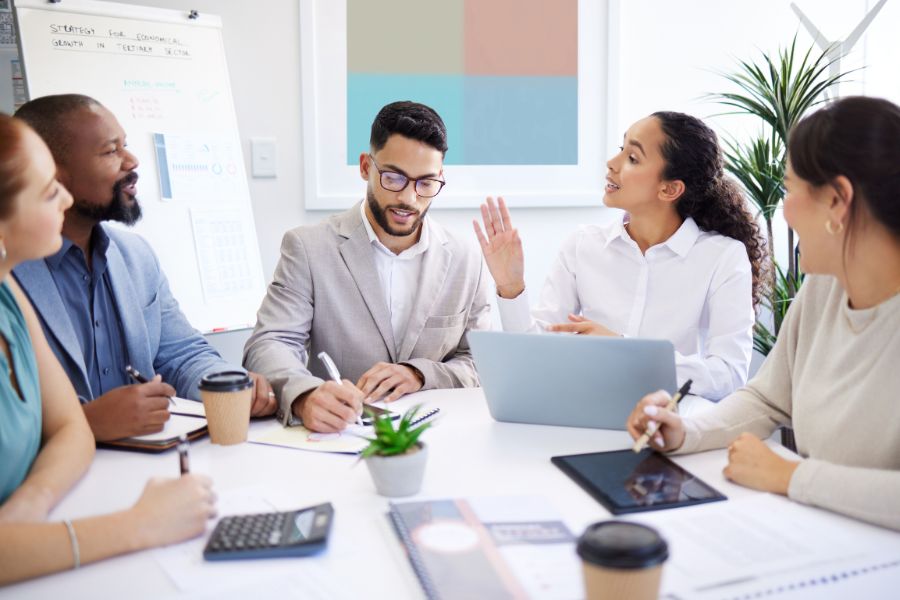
[44,225,112,270]
[605,214,701,257]
[662,217,701,257]
[359,200,431,258]
[602,214,631,249]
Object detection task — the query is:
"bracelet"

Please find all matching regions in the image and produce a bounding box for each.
[63,519,80,569]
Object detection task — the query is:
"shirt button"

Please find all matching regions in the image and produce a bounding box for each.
[94,319,100,327]
[82,274,89,282]
[102,367,110,375]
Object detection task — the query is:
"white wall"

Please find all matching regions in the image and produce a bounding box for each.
[109,0,900,364]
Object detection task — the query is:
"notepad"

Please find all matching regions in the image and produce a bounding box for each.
[100,412,208,452]
[248,407,440,455]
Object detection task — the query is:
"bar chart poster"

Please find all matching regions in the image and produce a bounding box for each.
[346,0,578,166]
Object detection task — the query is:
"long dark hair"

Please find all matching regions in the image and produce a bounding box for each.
[652,111,767,306]
[788,96,900,247]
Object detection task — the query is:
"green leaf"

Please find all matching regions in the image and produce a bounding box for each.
[360,404,431,457]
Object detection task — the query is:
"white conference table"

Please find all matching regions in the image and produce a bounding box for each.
[3,389,898,599]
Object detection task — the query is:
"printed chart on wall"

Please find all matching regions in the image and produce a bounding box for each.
[12,0,265,333]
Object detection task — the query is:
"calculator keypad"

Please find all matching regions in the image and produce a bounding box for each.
[203,502,333,560]
[207,511,289,552]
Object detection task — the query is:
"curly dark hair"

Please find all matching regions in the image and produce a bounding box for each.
[652,111,768,306]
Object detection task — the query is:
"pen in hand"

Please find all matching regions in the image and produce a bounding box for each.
[125,365,176,407]
[177,434,190,475]
[632,379,693,453]
[317,351,363,426]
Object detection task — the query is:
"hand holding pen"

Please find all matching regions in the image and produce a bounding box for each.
[126,365,176,407]
[317,352,364,426]
[629,379,693,453]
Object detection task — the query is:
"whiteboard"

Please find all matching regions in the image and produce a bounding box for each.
[12,0,265,333]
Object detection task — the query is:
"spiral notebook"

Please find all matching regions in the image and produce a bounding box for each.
[388,496,582,600]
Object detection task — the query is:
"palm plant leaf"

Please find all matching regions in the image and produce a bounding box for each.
[723,134,785,222]
[708,35,851,144]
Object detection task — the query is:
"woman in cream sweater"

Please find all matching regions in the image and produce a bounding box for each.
[627,96,900,531]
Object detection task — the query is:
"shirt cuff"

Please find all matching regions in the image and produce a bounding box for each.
[787,458,818,504]
[671,418,703,455]
[496,289,533,332]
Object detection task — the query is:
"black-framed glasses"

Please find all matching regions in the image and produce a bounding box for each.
[368,154,445,198]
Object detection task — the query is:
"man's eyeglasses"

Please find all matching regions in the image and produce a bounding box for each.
[368,154,445,198]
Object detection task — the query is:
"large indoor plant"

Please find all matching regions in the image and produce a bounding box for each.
[362,405,432,497]
[710,36,849,355]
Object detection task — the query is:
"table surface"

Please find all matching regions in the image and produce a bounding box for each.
[2,389,897,599]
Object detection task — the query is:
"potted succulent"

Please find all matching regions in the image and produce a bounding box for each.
[361,405,432,497]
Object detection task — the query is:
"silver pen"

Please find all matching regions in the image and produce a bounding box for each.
[317,351,363,426]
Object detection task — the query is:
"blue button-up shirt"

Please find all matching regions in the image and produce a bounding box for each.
[44,227,130,398]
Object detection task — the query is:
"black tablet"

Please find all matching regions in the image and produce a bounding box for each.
[551,449,726,514]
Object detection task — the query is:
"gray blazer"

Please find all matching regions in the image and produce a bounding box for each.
[243,204,491,424]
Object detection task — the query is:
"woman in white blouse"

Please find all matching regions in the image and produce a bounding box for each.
[474,112,766,400]
[627,97,900,531]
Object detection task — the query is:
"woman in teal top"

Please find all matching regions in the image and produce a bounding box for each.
[0,280,42,502]
[0,112,216,585]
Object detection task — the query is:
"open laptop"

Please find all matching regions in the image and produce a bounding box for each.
[468,330,677,430]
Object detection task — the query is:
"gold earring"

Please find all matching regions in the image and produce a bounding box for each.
[0,239,6,262]
[825,220,844,235]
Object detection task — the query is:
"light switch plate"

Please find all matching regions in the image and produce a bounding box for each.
[251,137,277,178]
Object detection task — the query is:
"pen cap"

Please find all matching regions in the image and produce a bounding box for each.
[577,521,668,570]
[198,371,253,393]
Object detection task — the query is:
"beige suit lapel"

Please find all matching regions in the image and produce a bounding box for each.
[337,207,398,362]
[397,231,451,361]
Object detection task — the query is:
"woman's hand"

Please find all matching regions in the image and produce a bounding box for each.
[723,433,800,495]
[129,475,217,549]
[626,390,686,452]
[473,196,526,299]
[546,314,620,336]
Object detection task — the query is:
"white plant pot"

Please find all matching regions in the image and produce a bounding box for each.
[364,442,428,497]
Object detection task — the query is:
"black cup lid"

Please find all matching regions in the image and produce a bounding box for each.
[576,521,668,569]
[199,371,252,392]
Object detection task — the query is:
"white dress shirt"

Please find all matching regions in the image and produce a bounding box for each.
[360,202,431,354]
[497,217,754,400]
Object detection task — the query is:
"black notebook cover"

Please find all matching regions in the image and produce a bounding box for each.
[551,448,726,514]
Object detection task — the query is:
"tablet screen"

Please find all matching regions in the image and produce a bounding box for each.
[551,449,726,514]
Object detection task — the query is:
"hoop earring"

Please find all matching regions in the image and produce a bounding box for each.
[825,220,844,235]
[0,239,6,262]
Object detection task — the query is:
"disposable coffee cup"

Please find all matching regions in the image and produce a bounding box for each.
[576,521,668,600]
[199,371,253,445]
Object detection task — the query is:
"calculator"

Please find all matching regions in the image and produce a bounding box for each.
[203,502,334,560]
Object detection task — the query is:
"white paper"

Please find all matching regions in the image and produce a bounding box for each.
[170,396,206,417]
[190,209,257,301]
[124,412,206,443]
[630,494,900,596]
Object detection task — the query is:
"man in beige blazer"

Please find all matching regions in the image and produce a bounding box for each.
[244,102,491,432]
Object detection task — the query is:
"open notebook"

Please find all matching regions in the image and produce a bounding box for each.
[100,397,207,452]
[248,407,440,454]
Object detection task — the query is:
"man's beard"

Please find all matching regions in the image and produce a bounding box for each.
[72,172,142,225]
[366,188,429,238]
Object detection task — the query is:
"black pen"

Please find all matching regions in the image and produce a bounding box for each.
[177,434,190,475]
[125,365,176,407]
